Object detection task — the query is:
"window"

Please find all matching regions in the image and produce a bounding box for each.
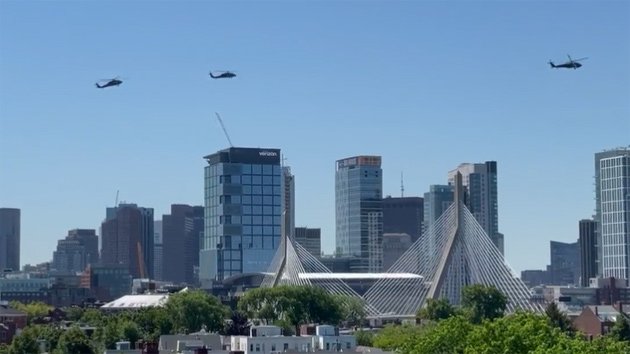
[255,344,261,352]
[271,344,276,351]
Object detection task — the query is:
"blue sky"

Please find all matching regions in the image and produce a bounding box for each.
[1,1,628,274]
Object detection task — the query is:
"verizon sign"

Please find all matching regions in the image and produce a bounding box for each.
[259,151,278,157]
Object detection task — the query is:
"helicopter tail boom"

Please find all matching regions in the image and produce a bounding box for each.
[548,61,556,68]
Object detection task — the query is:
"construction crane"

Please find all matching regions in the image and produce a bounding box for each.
[215,112,234,147]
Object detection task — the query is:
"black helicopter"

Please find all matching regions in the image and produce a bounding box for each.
[549,55,587,69]
[95,77,123,89]
[209,71,236,79]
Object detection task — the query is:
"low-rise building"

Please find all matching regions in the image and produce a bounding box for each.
[0,305,27,344]
[573,304,630,338]
[230,325,356,354]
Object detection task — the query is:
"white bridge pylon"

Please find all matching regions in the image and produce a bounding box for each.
[263,173,542,317]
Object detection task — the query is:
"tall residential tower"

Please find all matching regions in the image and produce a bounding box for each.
[335,155,383,273]
[595,147,630,279]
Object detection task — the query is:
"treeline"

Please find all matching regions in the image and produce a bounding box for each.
[1,286,362,354]
[358,284,630,354]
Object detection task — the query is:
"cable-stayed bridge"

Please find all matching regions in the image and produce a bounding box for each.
[261,173,543,317]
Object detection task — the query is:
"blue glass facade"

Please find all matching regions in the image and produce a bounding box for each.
[335,156,383,273]
[201,148,282,282]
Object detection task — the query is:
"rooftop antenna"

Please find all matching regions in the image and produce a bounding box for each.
[115,190,119,207]
[215,112,234,147]
[401,171,405,197]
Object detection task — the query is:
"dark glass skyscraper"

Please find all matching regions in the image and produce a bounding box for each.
[0,208,20,272]
[335,155,383,273]
[579,219,597,287]
[201,147,282,283]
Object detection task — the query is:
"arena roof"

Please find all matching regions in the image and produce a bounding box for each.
[100,294,169,309]
[297,273,423,280]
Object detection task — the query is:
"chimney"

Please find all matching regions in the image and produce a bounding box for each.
[595,306,599,316]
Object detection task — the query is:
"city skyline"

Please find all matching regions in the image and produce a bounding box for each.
[1,2,629,274]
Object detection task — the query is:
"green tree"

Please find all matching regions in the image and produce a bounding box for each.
[119,320,141,347]
[610,316,630,341]
[372,324,428,351]
[80,308,106,326]
[64,306,85,322]
[545,301,574,334]
[165,290,229,333]
[417,298,457,322]
[238,285,344,331]
[8,325,40,354]
[53,326,95,354]
[9,301,52,325]
[223,310,250,336]
[0,343,8,354]
[133,307,174,341]
[354,330,374,347]
[402,316,472,354]
[461,284,507,323]
[338,295,366,328]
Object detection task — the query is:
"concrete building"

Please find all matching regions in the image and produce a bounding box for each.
[423,185,454,232]
[448,161,503,254]
[154,221,163,281]
[202,147,283,283]
[549,240,580,286]
[282,166,295,237]
[382,197,423,242]
[580,219,598,287]
[51,229,99,275]
[0,208,20,272]
[162,205,203,285]
[335,155,383,273]
[595,147,630,279]
[230,325,356,354]
[294,227,321,257]
[382,233,412,271]
[101,204,154,279]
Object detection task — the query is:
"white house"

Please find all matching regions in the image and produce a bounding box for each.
[230,325,356,354]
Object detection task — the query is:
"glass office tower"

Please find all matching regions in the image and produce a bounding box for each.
[201,147,282,282]
[335,155,383,273]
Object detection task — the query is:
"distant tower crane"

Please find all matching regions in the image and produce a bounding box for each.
[215,112,234,147]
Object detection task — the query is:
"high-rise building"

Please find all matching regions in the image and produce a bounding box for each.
[282,166,295,237]
[201,147,282,283]
[382,233,412,271]
[595,147,630,279]
[383,197,423,242]
[448,161,503,254]
[423,185,454,231]
[549,240,580,286]
[335,155,383,273]
[51,229,99,274]
[100,204,154,279]
[579,219,597,287]
[162,204,203,285]
[294,227,321,257]
[0,208,20,272]
[154,221,163,281]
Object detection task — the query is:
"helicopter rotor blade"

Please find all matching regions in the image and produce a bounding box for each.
[573,57,588,62]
